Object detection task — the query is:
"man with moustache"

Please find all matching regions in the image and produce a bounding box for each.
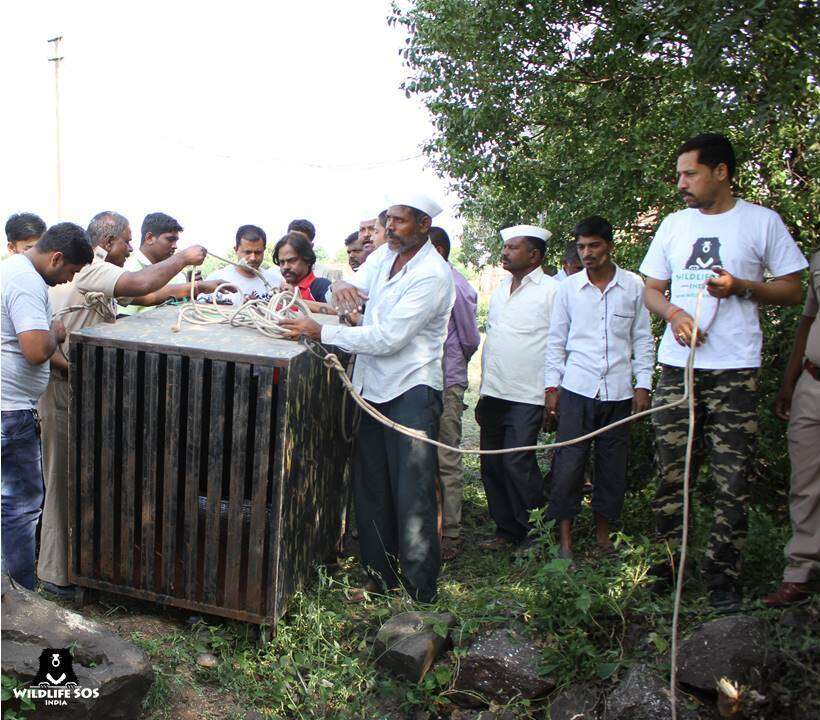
[274,232,331,302]
[477,225,558,551]
[37,211,213,597]
[280,193,454,603]
[345,230,373,273]
[205,225,283,299]
[641,133,806,610]
[545,216,654,562]
[1,222,92,590]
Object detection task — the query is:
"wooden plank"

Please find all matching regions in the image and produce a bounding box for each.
[268,367,289,619]
[225,364,250,609]
[79,345,97,578]
[183,358,204,601]
[67,342,83,583]
[162,354,182,595]
[141,352,160,591]
[120,350,138,585]
[70,575,268,626]
[203,360,226,605]
[99,347,117,580]
[246,368,273,615]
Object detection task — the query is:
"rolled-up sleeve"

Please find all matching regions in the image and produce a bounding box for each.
[321,274,448,356]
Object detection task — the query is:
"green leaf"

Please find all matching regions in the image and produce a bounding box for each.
[597,662,620,680]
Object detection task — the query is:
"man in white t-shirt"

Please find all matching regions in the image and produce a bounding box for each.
[205,225,283,301]
[640,132,807,610]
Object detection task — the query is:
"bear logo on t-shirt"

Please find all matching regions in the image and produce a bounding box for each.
[684,237,723,270]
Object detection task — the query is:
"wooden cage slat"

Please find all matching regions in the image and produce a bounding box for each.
[203,360,227,605]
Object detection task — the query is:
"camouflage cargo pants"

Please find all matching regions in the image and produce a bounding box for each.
[651,364,758,591]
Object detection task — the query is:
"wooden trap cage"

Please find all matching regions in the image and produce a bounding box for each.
[67,305,350,629]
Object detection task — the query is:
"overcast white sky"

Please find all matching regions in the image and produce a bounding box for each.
[0,0,461,258]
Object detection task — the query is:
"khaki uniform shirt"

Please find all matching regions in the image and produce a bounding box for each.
[804,250,820,365]
[50,246,131,359]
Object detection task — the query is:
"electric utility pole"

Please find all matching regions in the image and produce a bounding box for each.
[48,35,64,218]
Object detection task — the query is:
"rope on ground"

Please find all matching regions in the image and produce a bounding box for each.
[300,288,714,720]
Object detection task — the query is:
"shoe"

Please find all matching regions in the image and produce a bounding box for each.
[345,579,382,603]
[441,537,463,562]
[39,581,75,600]
[761,582,810,608]
[477,535,514,551]
[709,589,743,612]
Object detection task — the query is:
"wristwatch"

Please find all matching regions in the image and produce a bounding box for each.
[740,283,754,300]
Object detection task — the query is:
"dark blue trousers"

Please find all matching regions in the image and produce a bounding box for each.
[353,385,442,603]
[548,388,631,522]
[1,410,45,589]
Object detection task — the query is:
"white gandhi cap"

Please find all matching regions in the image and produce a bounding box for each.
[500,225,553,243]
[384,192,443,219]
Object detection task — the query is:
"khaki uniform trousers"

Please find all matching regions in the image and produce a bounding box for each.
[437,384,467,539]
[36,376,70,586]
[783,369,820,583]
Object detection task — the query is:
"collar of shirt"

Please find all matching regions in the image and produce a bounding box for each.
[575,265,625,294]
[501,265,546,293]
[127,247,151,268]
[93,245,108,262]
[297,271,317,300]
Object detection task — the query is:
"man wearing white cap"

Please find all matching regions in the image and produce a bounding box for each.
[281,193,455,603]
[476,224,558,550]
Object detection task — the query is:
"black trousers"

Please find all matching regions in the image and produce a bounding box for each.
[548,388,632,522]
[352,384,442,603]
[477,396,544,544]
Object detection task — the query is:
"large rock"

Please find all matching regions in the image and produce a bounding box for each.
[1,574,153,719]
[453,627,554,707]
[607,664,698,720]
[545,683,598,719]
[373,611,456,682]
[677,615,772,691]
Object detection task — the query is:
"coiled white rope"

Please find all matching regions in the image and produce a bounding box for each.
[54,291,117,322]
[170,253,313,337]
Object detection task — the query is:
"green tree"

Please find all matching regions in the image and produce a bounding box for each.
[392,0,819,496]
[392,0,818,267]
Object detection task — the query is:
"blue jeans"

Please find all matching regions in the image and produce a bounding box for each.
[1,410,44,589]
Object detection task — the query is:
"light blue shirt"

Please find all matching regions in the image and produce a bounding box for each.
[1,255,53,410]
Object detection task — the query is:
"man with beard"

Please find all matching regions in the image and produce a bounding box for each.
[1,222,92,590]
[641,132,806,610]
[273,231,331,302]
[477,225,558,551]
[120,212,223,313]
[205,224,283,299]
[545,216,653,562]
[280,193,455,603]
[36,211,212,597]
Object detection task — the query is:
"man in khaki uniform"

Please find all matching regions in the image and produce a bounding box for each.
[36,211,213,597]
[763,249,820,606]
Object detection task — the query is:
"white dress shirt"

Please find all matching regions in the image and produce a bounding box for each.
[544,265,654,401]
[321,240,455,404]
[480,267,558,406]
